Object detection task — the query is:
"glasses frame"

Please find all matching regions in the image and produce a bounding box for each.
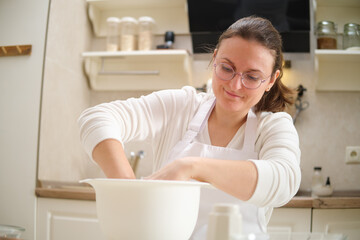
[213,63,272,90]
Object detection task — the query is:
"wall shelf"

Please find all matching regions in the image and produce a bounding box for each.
[82,50,193,91]
[86,0,189,37]
[315,50,360,91]
[314,0,360,91]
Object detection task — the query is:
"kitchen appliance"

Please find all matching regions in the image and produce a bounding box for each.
[187,0,310,53]
[80,178,210,240]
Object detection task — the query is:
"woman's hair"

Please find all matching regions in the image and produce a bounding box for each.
[214,16,294,113]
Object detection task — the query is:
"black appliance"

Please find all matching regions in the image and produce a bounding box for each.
[187,0,310,53]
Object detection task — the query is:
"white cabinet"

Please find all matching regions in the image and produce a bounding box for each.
[36,198,105,240]
[314,0,360,91]
[83,50,192,90]
[267,208,312,233]
[312,209,360,240]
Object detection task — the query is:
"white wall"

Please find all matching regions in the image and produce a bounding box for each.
[0,0,50,239]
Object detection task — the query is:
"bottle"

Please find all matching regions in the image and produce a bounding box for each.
[343,23,360,50]
[311,167,324,197]
[120,17,138,51]
[156,31,175,49]
[138,16,155,51]
[316,21,337,49]
[207,203,242,240]
[106,17,121,51]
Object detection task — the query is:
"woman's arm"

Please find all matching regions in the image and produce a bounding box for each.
[147,112,301,207]
[146,157,257,201]
[92,139,135,179]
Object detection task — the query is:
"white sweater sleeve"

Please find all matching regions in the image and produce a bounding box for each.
[247,112,301,208]
[78,86,206,162]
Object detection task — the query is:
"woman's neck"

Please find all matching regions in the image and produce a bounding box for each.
[207,104,248,147]
[210,104,248,130]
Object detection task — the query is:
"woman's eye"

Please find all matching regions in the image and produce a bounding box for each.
[245,74,261,81]
[221,64,233,73]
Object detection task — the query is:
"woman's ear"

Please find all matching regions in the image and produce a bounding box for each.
[212,49,218,61]
[270,70,280,85]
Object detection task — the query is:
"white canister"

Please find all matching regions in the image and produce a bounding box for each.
[121,17,138,51]
[207,203,242,240]
[106,17,121,51]
[138,16,155,51]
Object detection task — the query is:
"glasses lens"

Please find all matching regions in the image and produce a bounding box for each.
[242,73,263,89]
[215,63,234,81]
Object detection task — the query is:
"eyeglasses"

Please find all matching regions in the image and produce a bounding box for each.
[213,62,272,89]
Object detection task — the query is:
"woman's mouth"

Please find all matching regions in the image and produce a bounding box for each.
[224,89,243,98]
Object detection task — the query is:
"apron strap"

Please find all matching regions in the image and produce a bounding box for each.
[185,98,216,141]
[242,108,257,153]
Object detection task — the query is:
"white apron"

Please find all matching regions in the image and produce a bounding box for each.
[162,97,267,240]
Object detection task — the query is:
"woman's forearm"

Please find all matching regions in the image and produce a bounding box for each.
[193,158,258,201]
[92,139,136,179]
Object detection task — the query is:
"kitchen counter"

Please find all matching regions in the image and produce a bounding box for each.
[35,186,360,209]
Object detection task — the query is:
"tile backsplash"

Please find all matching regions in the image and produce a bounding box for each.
[38,0,360,191]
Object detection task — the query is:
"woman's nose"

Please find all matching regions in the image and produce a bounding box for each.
[229,73,243,90]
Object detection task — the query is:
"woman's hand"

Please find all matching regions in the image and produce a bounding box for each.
[146,157,197,181]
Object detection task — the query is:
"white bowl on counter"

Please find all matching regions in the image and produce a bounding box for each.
[80,178,210,240]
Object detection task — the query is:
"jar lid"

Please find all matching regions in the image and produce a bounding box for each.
[138,16,155,24]
[344,23,360,31]
[121,17,138,24]
[107,17,121,23]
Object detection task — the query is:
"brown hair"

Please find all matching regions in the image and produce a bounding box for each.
[215,16,294,112]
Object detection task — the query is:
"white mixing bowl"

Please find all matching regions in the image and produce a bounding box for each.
[81,178,209,240]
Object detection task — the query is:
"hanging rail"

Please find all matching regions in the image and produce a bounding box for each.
[0,44,32,57]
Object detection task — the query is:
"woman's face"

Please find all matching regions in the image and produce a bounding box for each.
[212,36,279,114]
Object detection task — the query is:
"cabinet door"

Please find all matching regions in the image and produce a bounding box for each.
[37,198,106,240]
[267,208,312,233]
[312,209,360,240]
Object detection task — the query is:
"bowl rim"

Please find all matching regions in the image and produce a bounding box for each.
[80,178,212,188]
[0,224,25,232]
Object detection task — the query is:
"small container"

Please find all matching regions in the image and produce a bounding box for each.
[207,203,242,240]
[311,166,324,197]
[343,23,360,50]
[316,21,337,49]
[106,17,121,51]
[138,16,155,51]
[120,17,138,51]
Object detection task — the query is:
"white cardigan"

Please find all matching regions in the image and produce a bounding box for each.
[78,86,301,209]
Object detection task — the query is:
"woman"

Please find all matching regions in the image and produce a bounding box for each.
[79,16,301,238]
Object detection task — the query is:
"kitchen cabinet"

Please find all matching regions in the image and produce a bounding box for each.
[36,198,105,240]
[267,208,312,233]
[84,0,193,91]
[314,0,360,91]
[312,209,360,240]
[86,0,189,37]
[83,50,192,90]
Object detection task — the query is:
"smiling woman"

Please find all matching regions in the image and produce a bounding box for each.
[78,16,301,239]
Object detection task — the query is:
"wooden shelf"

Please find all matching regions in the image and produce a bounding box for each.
[82,50,193,90]
[86,0,189,37]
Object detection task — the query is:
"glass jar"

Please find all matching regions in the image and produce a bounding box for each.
[316,21,337,49]
[106,17,121,51]
[343,23,360,50]
[120,17,138,51]
[138,16,155,51]
[311,166,324,197]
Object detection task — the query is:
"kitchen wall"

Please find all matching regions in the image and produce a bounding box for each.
[38,1,360,191]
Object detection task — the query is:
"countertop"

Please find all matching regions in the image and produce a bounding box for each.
[35,186,360,209]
